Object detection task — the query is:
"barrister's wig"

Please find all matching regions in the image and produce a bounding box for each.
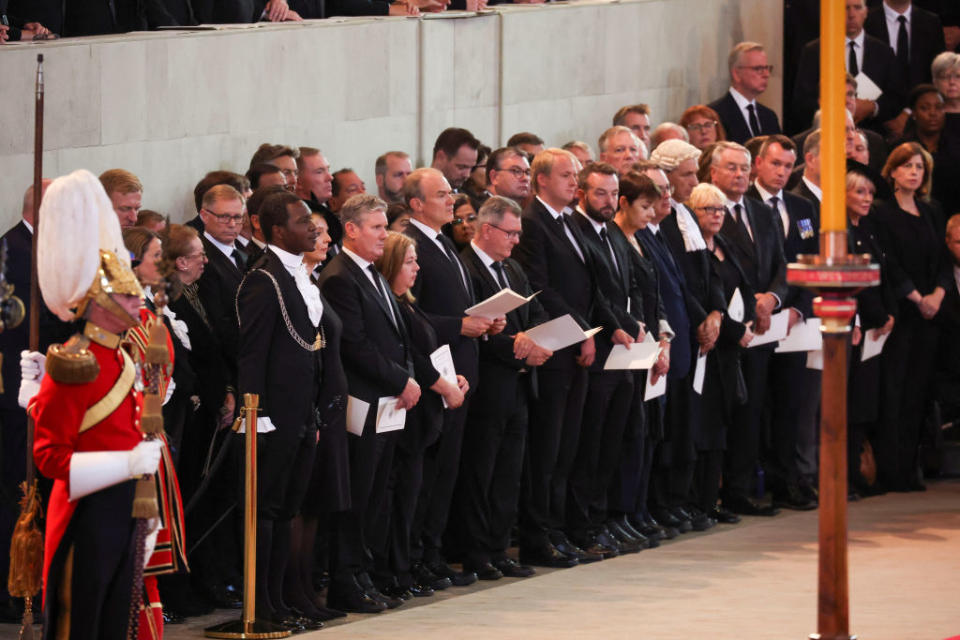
[38,169,142,323]
[650,139,702,173]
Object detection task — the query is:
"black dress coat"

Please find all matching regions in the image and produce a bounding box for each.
[707,91,782,145]
[865,4,945,89]
[718,196,788,304]
[196,236,246,391]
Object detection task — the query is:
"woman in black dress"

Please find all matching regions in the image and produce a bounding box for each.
[374,231,468,597]
[844,161,897,496]
[688,183,754,522]
[873,142,948,491]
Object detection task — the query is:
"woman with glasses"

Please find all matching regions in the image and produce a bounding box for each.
[679,105,727,151]
[687,183,754,524]
[442,194,478,251]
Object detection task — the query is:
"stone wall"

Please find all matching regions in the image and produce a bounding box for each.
[0,0,782,228]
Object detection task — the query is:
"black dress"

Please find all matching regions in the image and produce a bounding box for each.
[872,198,946,489]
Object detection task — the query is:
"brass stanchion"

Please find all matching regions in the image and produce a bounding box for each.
[205,394,290,639]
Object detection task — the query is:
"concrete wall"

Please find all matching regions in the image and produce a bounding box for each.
[0,0,782,229]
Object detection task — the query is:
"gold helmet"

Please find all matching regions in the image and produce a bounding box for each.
[38,170,143,328]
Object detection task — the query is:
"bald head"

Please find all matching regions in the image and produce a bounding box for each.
[22,179,53,226]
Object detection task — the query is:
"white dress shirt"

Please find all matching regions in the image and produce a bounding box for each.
[802,176,823,202]
[729,87,761,134]
[753,182,790,240]
[470,241,509,289]
[408,216,470,291]
[883,1,911,56]
[846,30,866,74]
[342,246,398,326]
[537,196,584,262]
[725,196,753,241]
[204,231,238,261]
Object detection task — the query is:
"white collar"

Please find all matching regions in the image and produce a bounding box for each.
[267,244,304,271]
[670,200,707,251]
[251,236,266,249]
[22,219,33,234]
[847,29,865,47]
[883,1,911,23]
[470,241,498,268]
[802,176,823,201]
[647,222,661,234]
[729,87,756,110]
[753,182,783,203]
[536,195,571,220]
[576,208,607,235]
[725,196,746,209]
[204,231,237,260]
[341,245,373,271]
[408,216,442,239]
[235,235,250,247]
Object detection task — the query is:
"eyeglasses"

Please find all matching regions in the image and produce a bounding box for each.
[738,64,774,74]
[487,223,522,240]
[686,121,717,133]
[497,166,532,178]
[452,214,478,226]
[203,209,244,224]
[696,206,726,215]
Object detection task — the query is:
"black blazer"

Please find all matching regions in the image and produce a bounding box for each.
[746,186,819,315]
[513,199,619,369]
[793,34,906,129]
[396,299,446,453]
[570,212,642,368]
[460,246,549,402]
[196,235,246,384]
[237,250,321,445]
[317,251,413,405]
[607,223,668,337]
[718,196,789,304]
[790,179,822,221]
[934,274,960,407]
[707,91,782,145]
[637,227,692,380]
[659,207,726,327]
[403,222,479,387]
[865,5,945,89]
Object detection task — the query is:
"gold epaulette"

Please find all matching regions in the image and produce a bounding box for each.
[44,334,100,384]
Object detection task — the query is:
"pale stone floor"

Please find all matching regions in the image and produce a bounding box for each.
[5,480,959,640]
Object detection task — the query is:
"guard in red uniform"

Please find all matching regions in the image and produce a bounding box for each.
[19,170,163,640]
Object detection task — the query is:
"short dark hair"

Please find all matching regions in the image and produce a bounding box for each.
[577,162,618,190]
[246,163,284,190]
[193,170,247,212]
[618,171,662,205]
[258,191,303,243]
[135,209,166,228]
[246,185,287,220]
[506,132,543,147]
[908,83,941,111]
[432,127,480,160]
[758,134,797,158]
[248,143,299,172]
[612,104,650,126]
[331,168,356,198]
[486,146,526,181]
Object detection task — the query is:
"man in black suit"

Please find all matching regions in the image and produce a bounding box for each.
[317,194,421,613]
[296,147,340,257]
[431,128,481,193]
[935,214,960,424]
[746,135,820,510]
[512,148,620,567]
[454,195,551,580]
[865,1,945,114]
[402,167,495,587]
[186,170,250,233]
[567,163,647,556]
[792,130,824,219]
[485,146,533,204]
[793,1,907,135]
[237,191,326,629]
[708,42,782,144]
[710,141,788,516]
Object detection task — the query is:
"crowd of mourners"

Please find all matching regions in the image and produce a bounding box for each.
[2,0,960,634]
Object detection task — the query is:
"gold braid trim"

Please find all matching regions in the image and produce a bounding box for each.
[78,349,135,434]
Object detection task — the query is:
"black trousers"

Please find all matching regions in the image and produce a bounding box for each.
[377,440,425,587]
[609,377,652,516]
[651,373,699,510]
[520,359,588,547]
[330,428,397,583]
[723,346,774,501]
[766,352,819,494]
[453,378,528,565]
[412,400,470,564]
[567,369,634,537]
[43,481,137,640]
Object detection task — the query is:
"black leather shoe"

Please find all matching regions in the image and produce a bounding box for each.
[709,506,741,524]
[602,522,642,554]
[550,531,602,563]
[258,612,308,632]
[163,610,186,625]
[286,608,326,630]
[518,543,578,568]
[724,495,780,517]
[667,507,694,533]
[411,562,453,591]
[464,561,503,581]
[313,605,347,620]
[612,514,653,549]
[628,513,666,542]
[575,532,617,559]
[380,584,414,600]
[682,505,717,531]
[491,557,535,578]
[426,561,477,587]
[773,485,818,510]
[326,580,388,614]
[406,582,435,598]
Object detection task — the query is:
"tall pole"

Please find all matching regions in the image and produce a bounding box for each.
[788,2,878,639]
[27,53,43,487]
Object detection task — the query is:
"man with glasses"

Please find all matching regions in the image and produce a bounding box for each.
[708,41,782,144]
[485,146,532,205]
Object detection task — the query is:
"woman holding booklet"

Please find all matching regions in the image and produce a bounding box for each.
[689,183,755,523]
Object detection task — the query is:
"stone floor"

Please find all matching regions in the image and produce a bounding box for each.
[5,479,959,640]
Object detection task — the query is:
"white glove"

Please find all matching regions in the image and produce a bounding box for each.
[143,517,161,568]
[237,416,277,434]
[18,350,46,409]
[69,440,162,501]
[128,439,164,477]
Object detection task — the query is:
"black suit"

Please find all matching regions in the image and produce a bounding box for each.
[402,221,478,567]
[196,236,246,392]
[793,35,906,131]
[865,4,945,90]
[567,212,639,540]
[512,198,619,548]
[791,178,822,220]
[708,91,782,144]
[453,246,548,567]
[317,251,411,589]
[935,273,960,423]
[718,196,788,503]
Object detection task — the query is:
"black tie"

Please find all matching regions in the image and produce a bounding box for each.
[733,203,750,240]
[491,261,509,290]
[437,234,468,292]
[848,41,859,77]
[231,248,244,271]
[599,227,619,275]
[368,264,398,327]
[746,103,761,137]
[896,15,909,68]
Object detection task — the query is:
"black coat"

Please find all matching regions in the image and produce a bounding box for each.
[659,207,726,328]
[196,235,246,388]
[707,91,782,145]
[793,35,905,129]
[717,196,788,304]
[865,4,945,89]
[395,299,445,454]
[606,223,668,337]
